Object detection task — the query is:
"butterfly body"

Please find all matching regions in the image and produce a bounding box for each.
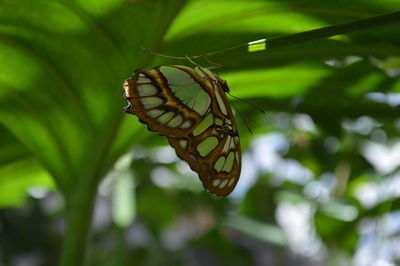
[123,65,241,196]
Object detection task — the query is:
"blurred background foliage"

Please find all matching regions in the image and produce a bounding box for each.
[0,0,400,265]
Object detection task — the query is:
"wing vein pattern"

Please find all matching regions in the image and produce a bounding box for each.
[123,65,241,196]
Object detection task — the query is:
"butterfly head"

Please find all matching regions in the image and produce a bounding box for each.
[219,78,230,93]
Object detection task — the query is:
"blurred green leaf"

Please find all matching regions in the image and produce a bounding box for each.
[224,215,287,246]
[112,153,136,228]
[0,158,54,208]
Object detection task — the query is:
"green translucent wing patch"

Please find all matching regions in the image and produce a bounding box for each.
[140,97,164,108]
[146,109,164,118]
[160,66,211,116]
[167,114,183,128]
[158,112,175,124]
[197,136,219,157]
[137,84,158,96]
[192,112,214,136]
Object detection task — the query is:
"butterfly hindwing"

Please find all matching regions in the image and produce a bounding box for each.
[167,122,240,196]
[123,65,241,196]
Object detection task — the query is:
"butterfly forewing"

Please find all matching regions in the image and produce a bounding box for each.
[123,65,241,196]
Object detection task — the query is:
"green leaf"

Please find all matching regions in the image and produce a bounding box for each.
[224,215,287,246]
[112,153,136,228]
[0,158,54,208]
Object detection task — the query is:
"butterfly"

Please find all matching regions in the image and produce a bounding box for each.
[123,65,241,196]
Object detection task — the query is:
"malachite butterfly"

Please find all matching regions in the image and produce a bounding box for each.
[123,65,241,196]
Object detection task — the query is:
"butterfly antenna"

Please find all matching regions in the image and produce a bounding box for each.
[140,46,179,60]
[227,92,266,114]
[140,46,205,64]
[202,55,225,70]
[185,55,198,66]
[230,100,253,135]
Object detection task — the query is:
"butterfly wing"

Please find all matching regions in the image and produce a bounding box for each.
[123,65,241,196]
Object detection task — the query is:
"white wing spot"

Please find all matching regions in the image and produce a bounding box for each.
[219,179,229,189]
[212,179,221,187]
[146,109,164,118]
[222,135,232,153]
[137,74,152,83]
[158,112,175,124]
[228,178,235,187]
[180,120,192,129]
[179,139,188,149]
[149,69,159,75]
[167,114,183,128]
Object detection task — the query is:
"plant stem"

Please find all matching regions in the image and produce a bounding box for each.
[144,11,400,60]
[59,176,99,266]
[261,11,400,49]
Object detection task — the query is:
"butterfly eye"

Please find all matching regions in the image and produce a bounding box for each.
[123,65,241,196]
[221,80,230,93]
